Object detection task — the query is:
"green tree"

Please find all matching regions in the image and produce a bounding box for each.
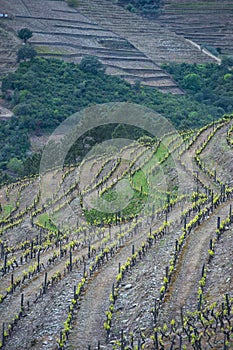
[183,73,201,92]
[17,28,33,43]
[7,158,23,175]
[79,55,105,74]
[17,45,37,62]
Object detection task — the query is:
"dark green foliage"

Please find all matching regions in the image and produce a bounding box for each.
[0,57,232,184]
[162,61,233,113]
[17,28,33,43]
[67,0,79,7]
[21,153,42,176]
[119,0,163,17]
[0,117,30,168]
[17,45,37,62]
[79,55,105,74]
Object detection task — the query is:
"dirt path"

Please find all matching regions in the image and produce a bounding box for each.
[160,199,233,322]
[65,193,201,349]
[204,227,233,304]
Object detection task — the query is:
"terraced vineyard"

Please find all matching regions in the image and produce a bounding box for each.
[0,105,232,349]
[0,26,20,79]
[158,0,233,57]
[0,0,219,94]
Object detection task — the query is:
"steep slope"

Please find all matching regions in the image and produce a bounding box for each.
[0,117,232,350]
[0,0,181,93]
[77,0,217,65]
[158,0,233,57]
[1,0,218,94]
[0,25,20,79]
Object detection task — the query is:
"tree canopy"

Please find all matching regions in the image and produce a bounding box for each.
[17,45,37,62]
[1,56,233,183]
[17,28,33,43]
[79,55,105,74]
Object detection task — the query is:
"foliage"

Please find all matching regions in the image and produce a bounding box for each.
[84,170,148,225]
[161,61,233,113]
[119,0,163,17]
[17,45,37,62]
[0,57,232,183]
[79,55,105,74]
[67,0,79,7]
[7,157,23,176]
[17,28,33,43]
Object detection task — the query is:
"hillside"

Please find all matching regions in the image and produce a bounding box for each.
[0,26,20,79]
[0,1,232,349]
[0,0,220,94]
[0,108,232,349]
[157,0,233,57]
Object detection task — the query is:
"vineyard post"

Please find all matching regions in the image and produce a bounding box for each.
[59,240,62,258]
[175,239,178,253]
[210,191,213,212]
[0,243,4,259]
[37,249,40,272]
[21,293,24,312]
[154,329,159,350]
[43,272,48,294]
[83,262,86,277]
[97,340,100,350]
[30,240,33,259]
[209,239,213,251]
[3,253,7,275]
[112,283,115,302]
[217,217,221,230]
[214,169,217,182]
[132,245,135,255]
[167,193,170,211]
[201,264,205,277]
[120,329,124,350]
[69,249,73,272]
[225,293,230,315]
[230,205,232,223]
[184,217,187,230]
[11,273,14,293]
[88,241,91,259]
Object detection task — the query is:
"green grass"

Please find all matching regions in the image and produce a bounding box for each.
[37,213,58,231]
[102,189,118,202]
[2,204,13,216]
[132,169,149,194]
[84,170,149,225]
[35,46,73,55]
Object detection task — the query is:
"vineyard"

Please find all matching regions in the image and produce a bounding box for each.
[0,104,232,350]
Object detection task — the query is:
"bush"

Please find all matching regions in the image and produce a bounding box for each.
[17,45,37,62]
[67,0,79,7]
[79,55,105,74]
